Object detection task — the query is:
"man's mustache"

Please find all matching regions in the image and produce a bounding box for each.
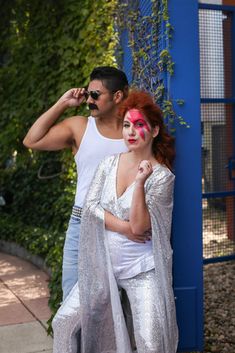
[88,103,98,110]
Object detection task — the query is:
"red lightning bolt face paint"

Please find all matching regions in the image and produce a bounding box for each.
[128,109,151,140]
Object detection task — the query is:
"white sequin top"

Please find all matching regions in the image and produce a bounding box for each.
[104,155,154,279]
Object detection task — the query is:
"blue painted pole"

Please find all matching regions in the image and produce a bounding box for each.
[169,0,204,351]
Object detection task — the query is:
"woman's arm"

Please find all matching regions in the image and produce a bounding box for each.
[83,157,147,243]
[129,160,153,235]
[105,211,147,243]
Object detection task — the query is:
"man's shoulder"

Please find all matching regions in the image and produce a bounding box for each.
[64,115,88,134]
[62,116,89,151]
[65,115,88,126]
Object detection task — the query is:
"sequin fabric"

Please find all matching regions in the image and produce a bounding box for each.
[118,270,162,352]
[53,154,178,353]
[52,283,81,353]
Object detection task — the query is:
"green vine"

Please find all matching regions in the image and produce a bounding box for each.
[115,0,189,130]
[0,0,118,331]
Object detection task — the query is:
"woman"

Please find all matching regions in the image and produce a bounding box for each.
[52,90,178,353]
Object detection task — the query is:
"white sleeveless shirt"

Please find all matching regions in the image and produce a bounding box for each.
[74,116,127,207]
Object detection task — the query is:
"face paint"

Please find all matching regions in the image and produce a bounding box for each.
[128,109,151,140]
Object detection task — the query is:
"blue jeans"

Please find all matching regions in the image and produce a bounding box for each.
[62,215,81,301]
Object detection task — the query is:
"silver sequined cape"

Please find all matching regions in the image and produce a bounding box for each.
[78,154,178,353]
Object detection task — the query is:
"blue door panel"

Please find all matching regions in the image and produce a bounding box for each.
[169,0,203,351]
[120,29,132,84]
[174,287,198,351]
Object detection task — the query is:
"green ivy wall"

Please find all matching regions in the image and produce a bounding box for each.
[0,0,117,324]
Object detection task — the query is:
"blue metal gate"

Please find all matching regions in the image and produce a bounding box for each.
[199,3,235,263]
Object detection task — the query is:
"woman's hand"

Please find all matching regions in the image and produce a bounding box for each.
[123,221,149,243]
[122,222,150,243]
[129,160,153,234]
[135,160,153,184]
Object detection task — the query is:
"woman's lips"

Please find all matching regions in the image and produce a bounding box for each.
[128,139,137,144]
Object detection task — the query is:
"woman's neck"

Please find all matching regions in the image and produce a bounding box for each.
[125,149,156,165]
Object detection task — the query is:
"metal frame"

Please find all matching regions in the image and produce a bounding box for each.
[199,2,235,263]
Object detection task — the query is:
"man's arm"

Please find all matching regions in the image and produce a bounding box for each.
[23,88,87,152]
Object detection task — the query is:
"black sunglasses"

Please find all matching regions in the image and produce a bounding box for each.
[84,90,102,100]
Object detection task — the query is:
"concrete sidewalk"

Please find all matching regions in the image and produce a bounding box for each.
[0,252,53,353]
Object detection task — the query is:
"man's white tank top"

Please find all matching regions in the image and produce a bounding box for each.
[74,116,127,207]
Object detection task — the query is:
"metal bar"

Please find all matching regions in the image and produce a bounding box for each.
[232,11,235,156]
[201,98,235,103]
[202,191,235,198]
[199,4,235,12]
[203,254,235,264]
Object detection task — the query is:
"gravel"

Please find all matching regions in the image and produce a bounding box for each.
[203,260,235,353]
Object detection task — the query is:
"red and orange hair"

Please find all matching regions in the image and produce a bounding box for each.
[119,90,175,170]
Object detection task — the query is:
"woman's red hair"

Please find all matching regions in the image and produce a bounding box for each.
[119,90,175,170]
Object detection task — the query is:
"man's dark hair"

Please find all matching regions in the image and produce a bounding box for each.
[90,66,129,97]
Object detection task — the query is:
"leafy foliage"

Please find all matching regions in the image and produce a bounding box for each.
[115,0,189,130]
[0,0,117,328]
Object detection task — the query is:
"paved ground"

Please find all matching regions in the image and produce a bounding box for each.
[0,252,53,353]
[1,250,233,353]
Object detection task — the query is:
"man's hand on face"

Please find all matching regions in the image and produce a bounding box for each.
[59,88,86,108]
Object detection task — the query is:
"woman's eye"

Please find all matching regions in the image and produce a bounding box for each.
[123,123,129,128]
[136,122,144,127]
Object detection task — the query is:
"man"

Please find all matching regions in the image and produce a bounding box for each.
[23,66,132,300]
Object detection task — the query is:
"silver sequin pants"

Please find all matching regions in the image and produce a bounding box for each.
[52,269,159,353]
